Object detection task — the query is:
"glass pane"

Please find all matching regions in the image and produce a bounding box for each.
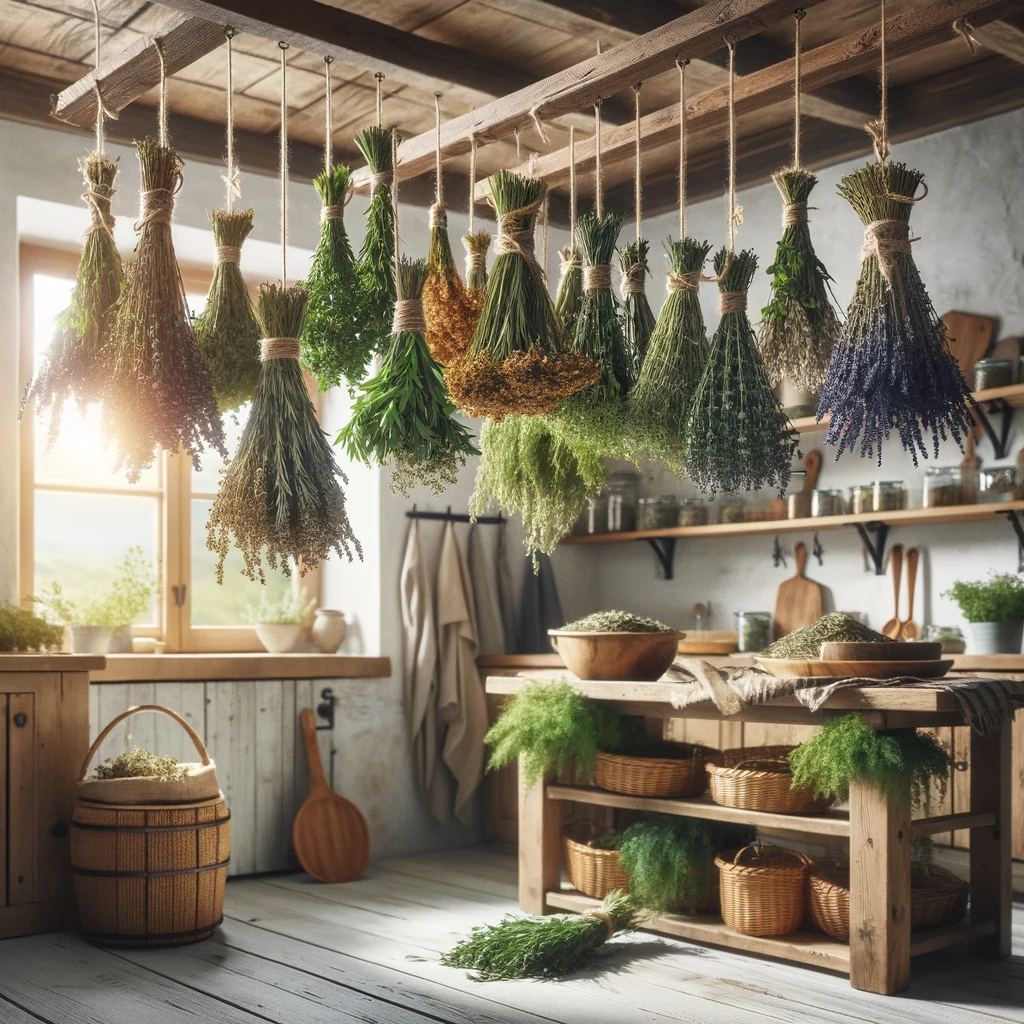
[190,403,250,496]
[34,490,160,626]
[190,499,290,625]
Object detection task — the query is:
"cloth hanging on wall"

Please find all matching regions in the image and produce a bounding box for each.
[399,520,453,824]
[496,522,518,655]
[518,553,564,654]
[436,521,485,827]
[468,524,506,656]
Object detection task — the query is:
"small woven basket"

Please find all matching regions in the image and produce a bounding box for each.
[707,747,834,815]
[717,845,811,937]
[595,744,718,798]
[563,825,628,900]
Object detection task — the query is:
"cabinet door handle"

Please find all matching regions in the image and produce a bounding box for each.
[12,712,27,728]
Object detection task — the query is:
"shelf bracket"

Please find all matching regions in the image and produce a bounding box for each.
[1001,510,1024,572]
[853,521,889,575]
[644,537,676,580]
[975,398,1015,460]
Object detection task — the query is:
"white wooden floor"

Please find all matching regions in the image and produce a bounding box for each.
[1,847,1023,1024]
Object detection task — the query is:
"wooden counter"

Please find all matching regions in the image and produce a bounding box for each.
[91,653,391,683]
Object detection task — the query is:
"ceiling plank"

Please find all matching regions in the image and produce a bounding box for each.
[476,0,1022,201]
[973,19,1024,62]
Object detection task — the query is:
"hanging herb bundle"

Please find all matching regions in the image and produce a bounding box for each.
[446,170,597,421]
[685,248,798,496]
[619,240,656,363]
[555,246,583,334]
[337,257,478,495]
[463,231,491,295]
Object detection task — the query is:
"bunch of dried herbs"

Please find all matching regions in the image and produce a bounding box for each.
[619,239,656,363]
[763,612,893,659]
[463,230,492,295]
[93,747,190,782]
[685,248,798,496]
[560,610,674,633]
[554,245,584,335]
[423,203,483,364]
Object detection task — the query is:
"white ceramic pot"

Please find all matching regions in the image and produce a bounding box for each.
[311,609,347,653]
[70,625,113,655]
[255,623,303,654]
[969,619,1024,655]
[108,626,134,654]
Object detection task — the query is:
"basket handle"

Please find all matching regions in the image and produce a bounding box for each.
[77,704,210,782]
[732,845,814,868]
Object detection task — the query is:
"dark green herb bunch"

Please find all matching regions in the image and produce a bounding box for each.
[353,126,396,359]
[628,237,712,470]
[194,208,261,413]
[442,888,636,981]
[22,151,124,444]
[207,283,361,583]
[789,713,953,811]
[554,245,583,334]
[0,603,64,652]
[943,572,1024,622]
[685,247,798,497]
[619,238,656,364]
[817,161,973,464]
[301,163,369,393]
[337,258,479,496]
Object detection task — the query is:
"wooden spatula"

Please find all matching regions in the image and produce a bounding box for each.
[941,311,994,386]
[900,548,921,641]
[293,708,370,884]
[773,541,825,639]
[881,544,904,640]
[787,449,823,520]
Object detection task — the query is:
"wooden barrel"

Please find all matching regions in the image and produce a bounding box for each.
[70,705,231,946]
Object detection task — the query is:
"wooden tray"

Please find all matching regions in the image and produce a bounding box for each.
[678,631,739,656]
[819,641,943,662]
[753,657,954,680]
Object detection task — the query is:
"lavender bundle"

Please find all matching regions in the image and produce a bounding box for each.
[105,137,225,481]
[23,152,123,443]
[757,169,840,391]
[618,239,656,364]
[685,248,798,496]
[817,161,973,463]
[423,203,483,364]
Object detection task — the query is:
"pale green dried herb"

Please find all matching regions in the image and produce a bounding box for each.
[763,612,892,659]
[561,610,674,633]
[93,746,189,782]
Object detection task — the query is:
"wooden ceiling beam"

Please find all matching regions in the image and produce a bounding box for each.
[973,18,1024,63]
[476,0,1022,201]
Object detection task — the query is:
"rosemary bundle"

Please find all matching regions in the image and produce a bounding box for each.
[423,203,483,364]
[105,137,225,481]
[207,283,361,583]
[446,170,597,420]
[23,151,123,443]
[818,161,972,463]
[194,208,261,413]
[685,248,798,496]
[628,237,712,469]
[757,170,841,391]
[463,230,491,295]
[442,889,636,981]
[301,164,367,392]
[554,245,583,335]
[337,258,478,496]
[619,239,656,363]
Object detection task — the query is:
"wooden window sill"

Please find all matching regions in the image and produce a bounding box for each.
[90,653,391,684]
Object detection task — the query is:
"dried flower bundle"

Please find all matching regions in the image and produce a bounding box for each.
[23,151,123,443]
[817,161,972,464]
[301,163,368,392]
[337,258,478,496]
[194,208,261,413]
[463,230,491,295]
[619,238,656,363]
[628,237,712,469]
[685,248,798,496]
[207,283,361,583]
[93,747,190,782]
[423,203,483,364]
[554,245,583,335]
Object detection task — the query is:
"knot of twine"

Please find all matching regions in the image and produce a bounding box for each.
[493,192,545,264]
[783,202,808,227]
[559,251,580,278]
[584,263,612,290]
[719,290,748,315]
[430,203,447,229]
[370,170,393,195]
[860,219,917,289]
[668,272,700,294]
[392,298,427,334]
[465,250,487,276]
[215,244,241,265]
[83,187,115,237]
[321,204,346,221]
[136,187,174,230]
[260,337,300,361]
[585,910,617,940]
[621,262,646,295]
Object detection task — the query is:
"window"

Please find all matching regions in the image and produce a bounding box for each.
[19,244,310,652]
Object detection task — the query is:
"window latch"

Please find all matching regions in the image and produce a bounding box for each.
[171,584,188,608]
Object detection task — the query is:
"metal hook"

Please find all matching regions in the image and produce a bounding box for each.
[772,536,787,568]
[812,533,824,567]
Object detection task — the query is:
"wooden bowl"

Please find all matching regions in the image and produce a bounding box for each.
[548,630,685,681]
[753,656,953,680]
[819,641,943,662]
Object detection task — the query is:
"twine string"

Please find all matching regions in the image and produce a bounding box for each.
[136,187,174,231]
[594,97,603,219]
[324,55,334,172]
[154,37,168,148]
[633,82,642,245]
[585,910,616,940]
[392,298,426,333]
[860,218,917,289]
[584,263,611,290]
[467,133,477,234]
[866,0,890,162]
[375,72,384,127]
[493,189,545,266]
[216,244,241,265]
[793,9,804,169]
[90,0,104,154]
[677,58,689,239]
[667,271,700,293]
[719,290,747,314]
[260,337,300,361]
[83,185,115,236]
[701,40,739,284]
[541,192,549,284]
[783,202,808,227]
[621,262,646,294]
[568,125,577,252]
[953,17,980,54]
[392,127,401,300]
[433,93,444,207]
[223,28,239,212]
[279,41,289,284]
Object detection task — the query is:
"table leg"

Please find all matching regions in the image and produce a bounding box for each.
[849,777,912,994]
[518,757,562,914]
[969,724,1011,957]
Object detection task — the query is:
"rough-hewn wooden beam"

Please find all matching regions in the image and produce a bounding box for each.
[974,19,1024,62]
[477,0,1021,201]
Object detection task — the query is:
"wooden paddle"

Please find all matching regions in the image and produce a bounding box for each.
[293,708,370,884]
[881,544,904,640]
[786,449,822,520]
[773,541,824,639]
[941,310,994,385]
[901,548,921,641]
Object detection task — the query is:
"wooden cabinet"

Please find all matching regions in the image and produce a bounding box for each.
[0,656,96,938]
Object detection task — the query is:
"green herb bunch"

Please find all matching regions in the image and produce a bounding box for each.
[0,603,64,652]
[301,163,368,393]
[93,747,189,782]
[763,612,892,659]
[619,239,656,364]
[561,610,674,633]
[207,283,362,583]
[463,230,492,295]
[757,169,841,391]
[424,204,483,364]
[554,244,583,334]
[685,248,799,497]
[943,572,1024,622]
[442,888,635,981]
[628,237,712,470]
[789,713,953,811]
[194,208,261,412]
[22,151,124,444]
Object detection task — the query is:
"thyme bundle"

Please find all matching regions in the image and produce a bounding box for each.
[23,151,124,444]
[207,283,361,583]
[619,239,656,363]
[817,161,973,463]
[194,208,261,412]
[105,136,225,481]
[337,258,478,496]
[424,203,482,364]
[685,248,798,496]
[628,237,712,469]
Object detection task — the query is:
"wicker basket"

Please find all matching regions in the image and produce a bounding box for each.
[717,845,811,936]
[563,826,628,900]
[595,744,718,798]
[707,747,834,815]
[71,705,231,946]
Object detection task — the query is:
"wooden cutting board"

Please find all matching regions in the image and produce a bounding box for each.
[941,310,994,383]
[292,708,370,884]
[773,541,825,639]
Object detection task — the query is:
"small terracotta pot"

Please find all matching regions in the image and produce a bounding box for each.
[548,630,685,681]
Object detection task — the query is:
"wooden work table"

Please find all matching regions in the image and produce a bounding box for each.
[485,674,1012,996]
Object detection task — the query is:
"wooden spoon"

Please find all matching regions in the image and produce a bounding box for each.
[900,548,921,641]
[881,544,904,640]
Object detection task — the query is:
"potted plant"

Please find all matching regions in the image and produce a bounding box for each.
[243,592,317,653]
[0,603,64,652]
[942,572,1024,654]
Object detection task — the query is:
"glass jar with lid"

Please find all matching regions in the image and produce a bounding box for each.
[979,466,1017,503]
[923,624,966,654]
[849,484,872,515]
[922,466,963,508]
[873,480,907,512]
[637,495,679,531]
[718,495,746,524]
[573,495,608,535]
[974,357,1014,392]
[735,611,772,652]
[604,470,639,531]
[678,497,708,527]
[811,489,845,517]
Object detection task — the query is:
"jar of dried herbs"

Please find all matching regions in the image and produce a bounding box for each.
[872,480,907,512]
[605,470,639,532]
[922,466,963,508]
[718,495,747,524]
[678,498,708,527]
[574,495,609,535]
[979,466,1017,503]
[811,489,845,517]
[923,624,966,654]
[735,611,772,652]
[849,484,872,515]
[974,357,1014,392]
[638,495,679,531]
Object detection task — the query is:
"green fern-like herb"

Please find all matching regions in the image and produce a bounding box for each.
[0,603,64,652]
[942,572,1024,622]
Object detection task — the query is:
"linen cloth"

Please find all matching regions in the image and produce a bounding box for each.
[468,524,506,656]
[518,553,564,654]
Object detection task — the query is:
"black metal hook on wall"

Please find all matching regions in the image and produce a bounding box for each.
[772,536,787,568]
[812,533,824,566]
